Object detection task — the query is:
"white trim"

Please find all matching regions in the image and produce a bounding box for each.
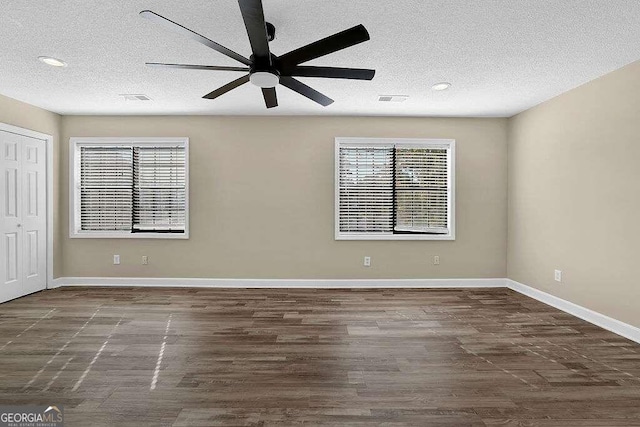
[507,279,640,344]
[333,233,456,241]
[68,137,189,239]
[335,137,455,147]
[0,123,54,290]
[51,277,505,289]
[334,137,455,241]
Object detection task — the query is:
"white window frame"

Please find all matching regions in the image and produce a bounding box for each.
[335,137,455,241]
[69,137,189,239]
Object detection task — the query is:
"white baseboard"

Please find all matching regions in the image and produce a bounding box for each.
[507,279,640,344]
[48,276,640,344]
[50,277,506,289]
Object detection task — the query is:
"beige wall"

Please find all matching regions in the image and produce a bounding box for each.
[60,116,508,279]
[508,60,640,327]
[0,94,62,277]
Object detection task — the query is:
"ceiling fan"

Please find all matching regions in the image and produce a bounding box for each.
[140,0,375,108]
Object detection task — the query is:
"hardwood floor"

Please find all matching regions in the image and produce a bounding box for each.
[0,287,639,426]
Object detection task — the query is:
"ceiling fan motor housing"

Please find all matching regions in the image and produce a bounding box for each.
[249,54,280,88]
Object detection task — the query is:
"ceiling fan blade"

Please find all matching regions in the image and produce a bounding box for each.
[287,66,375,80]
[237,0,271,61]
[278,25,370,70]
[262,87,278,108]
[280,76,334,107]
[140,10,251,66]
[146,63,250,72]
[203,74,250,99]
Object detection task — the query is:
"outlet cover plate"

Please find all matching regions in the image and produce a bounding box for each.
[554,270,562,282]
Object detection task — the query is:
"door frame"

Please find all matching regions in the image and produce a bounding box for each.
[0,122,54,290]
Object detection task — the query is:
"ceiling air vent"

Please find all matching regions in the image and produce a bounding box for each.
[120,94,151,101]
[378,95,408,102]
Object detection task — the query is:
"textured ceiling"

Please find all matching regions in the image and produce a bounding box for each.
[2,0,640,117]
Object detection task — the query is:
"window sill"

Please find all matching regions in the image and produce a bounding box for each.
[335,233,455,241]
[70,232,189,240]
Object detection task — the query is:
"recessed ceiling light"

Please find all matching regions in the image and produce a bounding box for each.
[431,82,451,91]
[38,56,67,67]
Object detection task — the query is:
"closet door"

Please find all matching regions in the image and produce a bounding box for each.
[0,131,47,303]
[20,136,47,295]
[0,131,23,302]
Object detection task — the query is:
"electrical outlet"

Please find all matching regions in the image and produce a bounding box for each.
[364,256,371,267]
[142,256,148,265]
[554,269,562,282]
[433,255,440,265]
[113,255,120,265]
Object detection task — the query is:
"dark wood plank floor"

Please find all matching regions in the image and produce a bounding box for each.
[0,287,639,426]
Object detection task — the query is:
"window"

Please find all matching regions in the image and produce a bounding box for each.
[70,137,188,238]
[335,138,455,240]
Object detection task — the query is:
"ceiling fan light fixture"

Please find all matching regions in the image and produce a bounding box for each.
[432,82,451,91]
[250,71,279,88]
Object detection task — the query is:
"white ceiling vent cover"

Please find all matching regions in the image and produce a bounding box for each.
[378,95,408,102]
[120,94,152,101]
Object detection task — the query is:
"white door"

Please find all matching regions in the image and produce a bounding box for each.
[0,130,47,302]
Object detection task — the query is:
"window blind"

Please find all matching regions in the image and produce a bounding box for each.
[79,146,133,231]
[338,146,394,233]
[133,146,186,232]
[77,143,186,235]
[337,142,451,237]
[394,147,449,234]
